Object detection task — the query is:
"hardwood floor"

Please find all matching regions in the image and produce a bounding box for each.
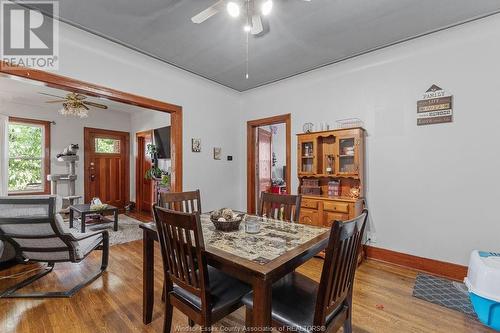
[125,210,153,223]
[0,240,492,333]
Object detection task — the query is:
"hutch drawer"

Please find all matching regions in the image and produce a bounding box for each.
[323,201,349,214]
[302,198,320,209]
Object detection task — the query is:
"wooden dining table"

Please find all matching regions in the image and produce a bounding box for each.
[140,213,330,330]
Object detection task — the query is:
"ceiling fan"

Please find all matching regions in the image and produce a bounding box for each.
[191,0,310,35]
[40,92,108,118]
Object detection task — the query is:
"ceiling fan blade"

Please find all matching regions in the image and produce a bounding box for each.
[39,92,66,99]
[83,101,108,109]
[45,100,67,103]
[251,15,263,35]
[191,0,223,24]
[74,94,87,100]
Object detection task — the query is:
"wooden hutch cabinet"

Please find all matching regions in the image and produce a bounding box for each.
[297,128,365,228]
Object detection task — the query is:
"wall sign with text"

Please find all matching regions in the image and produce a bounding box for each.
[417,85,453,126]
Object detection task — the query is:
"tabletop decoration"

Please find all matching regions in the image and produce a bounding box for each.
[209,208,244,232]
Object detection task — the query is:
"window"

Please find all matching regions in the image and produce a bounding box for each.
[95,138,120,154]
[8,117,50,194]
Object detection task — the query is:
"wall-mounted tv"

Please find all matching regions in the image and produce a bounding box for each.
[154,126,171,159]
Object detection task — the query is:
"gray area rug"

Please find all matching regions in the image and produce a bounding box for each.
[64,214,143,246]
[412,273,477,319]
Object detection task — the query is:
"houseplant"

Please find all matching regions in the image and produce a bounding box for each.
[145,144,162,179]
[144,143,170,190]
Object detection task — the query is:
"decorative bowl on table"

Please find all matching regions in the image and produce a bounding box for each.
[90,203,108,211]
[210,208,244,232]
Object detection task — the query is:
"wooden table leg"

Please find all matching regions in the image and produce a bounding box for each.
[114,209,118,231]
[81,212,86,233]
[143,229,155,325]
[252,279,272,331]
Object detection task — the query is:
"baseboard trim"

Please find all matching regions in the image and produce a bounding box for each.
[364,245,467,281]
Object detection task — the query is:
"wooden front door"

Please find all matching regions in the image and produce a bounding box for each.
[136,131,153,213]
[84,127,130,209]
[256,128,272,207]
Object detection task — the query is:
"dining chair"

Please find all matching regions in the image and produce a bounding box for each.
[258,191,302,222]
[153,206,251,333]
[156,189,202,310]
[158,190,202,213]
[243,209,368,333]
[0,196,109,298]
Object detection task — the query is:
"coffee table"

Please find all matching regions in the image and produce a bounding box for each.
[69,204,119,233]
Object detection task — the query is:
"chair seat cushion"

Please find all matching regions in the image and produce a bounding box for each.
[242,272,341,333]
[173,266,251,314]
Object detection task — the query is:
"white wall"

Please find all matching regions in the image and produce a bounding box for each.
[129,109,171,201]
[2,101,131,197]
[50,19,242,211]
[240,14,500,265]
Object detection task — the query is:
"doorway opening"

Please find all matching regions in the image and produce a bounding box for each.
[0,64,183,219]
[247,114,291,214]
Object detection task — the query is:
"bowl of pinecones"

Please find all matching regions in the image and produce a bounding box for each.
[210,208,244,232]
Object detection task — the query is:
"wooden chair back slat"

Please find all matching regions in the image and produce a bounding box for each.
[153,206,209,300]
[158,190,202,214]
[314,210,368,325]
[184,229,199,288]
[258,192,302,222]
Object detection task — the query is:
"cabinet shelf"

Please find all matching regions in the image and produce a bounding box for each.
[298,174,360,179]
[339,154,354,158]
[301,156,314,158]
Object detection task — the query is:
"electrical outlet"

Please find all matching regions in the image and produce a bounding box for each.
[367,231,377,244]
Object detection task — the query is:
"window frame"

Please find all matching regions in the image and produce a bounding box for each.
[8,116,51,195]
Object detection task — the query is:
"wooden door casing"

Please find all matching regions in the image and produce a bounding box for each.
[246,114,291,214]
[84,127,130,209]
[0,63,183,195]
[136,131,153,213]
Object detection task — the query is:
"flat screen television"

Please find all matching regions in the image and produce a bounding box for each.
[153,126,171,159]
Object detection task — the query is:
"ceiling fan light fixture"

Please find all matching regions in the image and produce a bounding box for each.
[261,0,273,16]
[226,2,240,17]
[59,102,89,118]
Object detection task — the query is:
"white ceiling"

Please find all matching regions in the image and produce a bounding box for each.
[17,0,500,91]
[0,75,156,115]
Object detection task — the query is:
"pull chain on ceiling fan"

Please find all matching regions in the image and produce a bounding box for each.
[191,0,311,79]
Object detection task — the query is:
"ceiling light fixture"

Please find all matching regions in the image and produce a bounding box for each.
[59,102,89,118]
[226,2,240,17]
[261,0,273,16]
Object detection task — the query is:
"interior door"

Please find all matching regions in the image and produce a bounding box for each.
[84,127,130,209]
[136,131,153,213]
[256,128,272,207]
